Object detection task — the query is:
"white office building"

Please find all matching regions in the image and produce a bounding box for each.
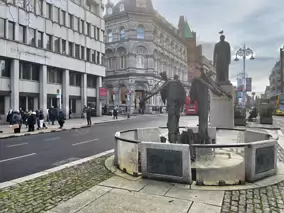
[0,0,105,122]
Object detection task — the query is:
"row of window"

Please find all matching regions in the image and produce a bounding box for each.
[0,58,97,88]
[0,19,103,64]
[45,2,102,41]
[47,67,97,88]
[106,26,186,59]
[107,26,143,42]
[4,0,100,24]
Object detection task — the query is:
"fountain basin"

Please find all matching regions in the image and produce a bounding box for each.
[114,127,278,185]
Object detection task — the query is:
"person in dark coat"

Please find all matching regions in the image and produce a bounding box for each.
[35,110,40,130]
[58,109,66,129]
[49,106,56,125]
[86,107,92,126]
[113,106,118,119]
[6,109,13,125]
[27,111,36,132]
[22,110,28,128]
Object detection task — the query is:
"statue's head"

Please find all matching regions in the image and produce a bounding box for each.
[174,75,179,80]
[220,35,225,41]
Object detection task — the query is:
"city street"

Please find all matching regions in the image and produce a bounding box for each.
[0,115,198,183]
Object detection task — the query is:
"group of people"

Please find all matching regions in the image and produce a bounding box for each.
[6,107,66,133]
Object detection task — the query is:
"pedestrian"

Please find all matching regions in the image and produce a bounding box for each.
[27,112,36,132]
[11,110,22,133]
[6,109,13,125]
[47,108,50,125]
[36,109,40,130]
[49,106,55,125]
[58,109,66,129]
[86,107,92,125]
[22,110,28,128]
[39,110,44,129]
[103,105,107,115]
[113,105,118,119]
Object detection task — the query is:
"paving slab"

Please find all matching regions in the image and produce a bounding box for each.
[165,187,224,206]
[77,188,192,213]
[50,186,112,213]
[139,179,172,196]
[98,176,147,191]
[188,202,221,213]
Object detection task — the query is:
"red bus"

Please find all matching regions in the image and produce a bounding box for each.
[185,96,198,115]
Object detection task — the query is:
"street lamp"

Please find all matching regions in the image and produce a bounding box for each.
[280,47,284,93]
[234,44,255,107]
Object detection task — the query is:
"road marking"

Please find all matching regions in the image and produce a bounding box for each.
[0,153,36,163]
[44,137,60,141]
[72,139,98,146]
[6,143,28,148]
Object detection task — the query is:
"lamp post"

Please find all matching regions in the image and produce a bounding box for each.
[234,44,255,107]
[280,47,284,93]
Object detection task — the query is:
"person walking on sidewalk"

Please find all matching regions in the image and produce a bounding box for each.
[86,107,92,126]
[58,109,66,129]
[39,110,45,129]
[11,110,22,133]
[113,105,118,119]
[6,109,13,125]
[27,111,36,132]
[49,106,56,125]
[36,109,40,130]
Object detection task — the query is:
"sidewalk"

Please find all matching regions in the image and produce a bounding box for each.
[46,126,284,213]
[1,123,284,213]
[0,115,132,139]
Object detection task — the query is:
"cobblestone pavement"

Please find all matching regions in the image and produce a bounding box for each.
[0,154,113,213]
[221,130,284,213]
[221,183,284,213]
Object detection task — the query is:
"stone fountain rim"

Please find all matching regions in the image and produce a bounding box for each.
[114,127,276,148]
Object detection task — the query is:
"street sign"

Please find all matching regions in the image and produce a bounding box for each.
[246,78,252,92]
[99,87,108,100]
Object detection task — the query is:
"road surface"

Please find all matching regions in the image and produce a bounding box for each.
[0,115,197,183]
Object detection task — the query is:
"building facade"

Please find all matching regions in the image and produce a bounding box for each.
[103,0,189,112]
[177,16,216,82]
[269,60,282,95]
[0,0,105,122]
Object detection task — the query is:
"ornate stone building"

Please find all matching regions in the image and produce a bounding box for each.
[102,0,189,111]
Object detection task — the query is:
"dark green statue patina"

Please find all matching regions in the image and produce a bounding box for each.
[213,35,231,83]
[142,72,186,143]
[190,69,232,144]
[142,70,231,144]
[160,75,186,143]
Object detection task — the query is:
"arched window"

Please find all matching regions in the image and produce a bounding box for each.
[121,85,127,104]
[119,4,125,12]
[107,58,112,69]
[107,30,113,42]
[137,26,145,39]
[120,27,126,40]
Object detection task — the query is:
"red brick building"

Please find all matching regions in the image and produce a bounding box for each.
[178,16,215,83]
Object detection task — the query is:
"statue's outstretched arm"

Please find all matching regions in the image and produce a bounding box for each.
[143,81,169,102]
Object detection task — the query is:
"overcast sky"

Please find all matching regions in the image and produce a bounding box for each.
[104,0,284,93]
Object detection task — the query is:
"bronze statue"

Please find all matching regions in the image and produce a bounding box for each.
[190,69,232,144]
[142,73,186,143]
[213,35,231,83]
[161,75,186,143]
